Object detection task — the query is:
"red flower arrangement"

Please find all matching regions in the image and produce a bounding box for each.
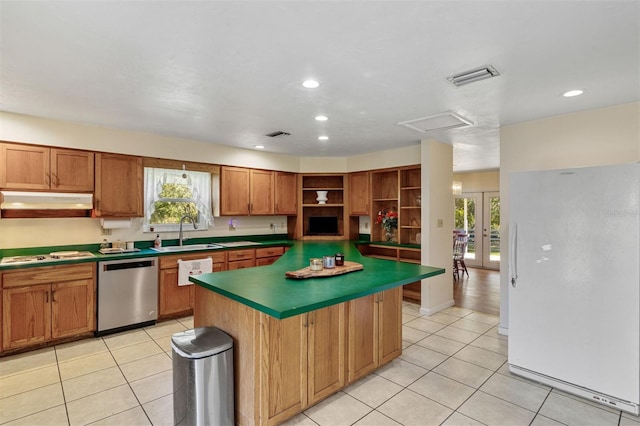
[375,208,398,234]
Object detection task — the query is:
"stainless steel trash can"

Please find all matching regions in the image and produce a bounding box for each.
[172,327,234,426]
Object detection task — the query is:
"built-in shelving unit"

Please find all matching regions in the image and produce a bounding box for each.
[298,174,348,240]
[400,167,422,245]
[364,165,422,302]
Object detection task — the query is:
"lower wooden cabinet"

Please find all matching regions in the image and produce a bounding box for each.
[158,251,226,319]
[2,264,95,351]
[347,287,402,382]
[194,287,398,426]
[259,303,347,424]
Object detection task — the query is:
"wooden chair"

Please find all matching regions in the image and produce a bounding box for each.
[453,233,469,280]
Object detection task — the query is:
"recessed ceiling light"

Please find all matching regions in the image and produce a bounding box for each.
[254,145,265,149]
[302,80,320,89]
[315,115,328,121]
[563,89,584,97]
[318,136,329,141]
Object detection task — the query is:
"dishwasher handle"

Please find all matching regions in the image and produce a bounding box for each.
[102,259,155,272]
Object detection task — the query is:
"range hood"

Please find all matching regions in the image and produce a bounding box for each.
[0,191,93,210]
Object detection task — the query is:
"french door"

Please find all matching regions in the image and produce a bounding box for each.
[454,192,500,270]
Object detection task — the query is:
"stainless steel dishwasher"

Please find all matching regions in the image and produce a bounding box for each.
[97,257,158,335]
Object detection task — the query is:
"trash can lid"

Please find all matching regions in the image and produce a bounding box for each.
[171,327,233,358]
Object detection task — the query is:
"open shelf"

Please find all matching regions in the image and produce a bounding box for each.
[299,174,348,240]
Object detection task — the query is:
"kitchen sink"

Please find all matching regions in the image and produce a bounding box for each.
[151,244,223,253]
[215,241,262,247]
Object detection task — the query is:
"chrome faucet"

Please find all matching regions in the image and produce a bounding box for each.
[179,215,198,246]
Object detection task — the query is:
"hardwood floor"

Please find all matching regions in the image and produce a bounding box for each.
[453,267,500,316]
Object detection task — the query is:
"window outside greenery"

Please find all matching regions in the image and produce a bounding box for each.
[150,183,199,224]
[144,167,212,232]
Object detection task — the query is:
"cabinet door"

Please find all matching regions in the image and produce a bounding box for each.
[52,278,95,338]
[274,172,297,215]
[378,287,402,365]
[347,294,378,383]
[3,285,51,349]
[260,313,307,425]
[349,171,370,215]
[95,153,143,217]
[159,268,194,317]
[250,169,274,215]
[51,148,94,191]
[0,143,50,189]
[308,304,346,405]
[220,166,250,215]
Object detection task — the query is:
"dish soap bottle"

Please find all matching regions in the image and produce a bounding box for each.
[154,234,162,248]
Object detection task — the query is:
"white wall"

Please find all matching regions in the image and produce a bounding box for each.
[452,170,499,193]
[499,101,640,334]
[420,139,455,315]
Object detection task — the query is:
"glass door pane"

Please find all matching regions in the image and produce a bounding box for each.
[483,192,500,269]
[454,193,481,268]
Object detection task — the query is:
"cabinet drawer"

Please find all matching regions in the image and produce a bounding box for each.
[227,249,255,262]
[227,259,255,270]
[159,251,227,269]
[255,246,284,258]
[256,257,279,267]
[2,264,95,288]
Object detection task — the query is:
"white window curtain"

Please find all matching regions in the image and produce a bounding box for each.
[144,167,214,231]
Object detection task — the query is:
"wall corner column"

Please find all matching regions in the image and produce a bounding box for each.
[419,139,454,315]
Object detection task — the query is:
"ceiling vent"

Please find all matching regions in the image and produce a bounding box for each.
[265,131,291,138]
[447,65,500,86]
[397,111,473,133]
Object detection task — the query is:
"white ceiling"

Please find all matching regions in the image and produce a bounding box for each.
[1,1,638,172]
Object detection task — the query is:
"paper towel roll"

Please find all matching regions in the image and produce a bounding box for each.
[100,218,132,229]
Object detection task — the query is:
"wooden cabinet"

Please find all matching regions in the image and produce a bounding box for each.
[220,167,275,215]
[227,248,256,270]
[274,172,297,215]
[251,169,274,215]
[94,153,143,217]
[194,287,397,425]
[298,174,348,239]
[255,246,285,267]
[0,143,94,191]
[2,264,95,351]
[258,304,346,425]
[349,171,370,215]
[158,251,226,319]
[347,287,402,382]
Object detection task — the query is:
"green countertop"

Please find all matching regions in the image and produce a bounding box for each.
[191,241,445,319]
[0,235,293,271]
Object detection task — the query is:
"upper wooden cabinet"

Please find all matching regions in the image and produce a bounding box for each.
[220,166,275,216]
[274,172,297,215]
[0,143,94,191]
[349,171,370,215]
[250,169,274,215]
[94,153,143,217]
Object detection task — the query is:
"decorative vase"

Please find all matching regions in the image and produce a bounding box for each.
[385,228,398,243]
[316,190,328,204]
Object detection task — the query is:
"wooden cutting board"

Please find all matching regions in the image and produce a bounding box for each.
[285,261,363,279]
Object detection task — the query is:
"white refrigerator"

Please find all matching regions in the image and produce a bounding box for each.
[508,163,640,414]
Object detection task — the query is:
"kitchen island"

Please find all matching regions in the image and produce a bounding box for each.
[191,241,445,426]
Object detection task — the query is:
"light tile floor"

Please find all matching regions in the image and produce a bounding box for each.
[1,305,639,426]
